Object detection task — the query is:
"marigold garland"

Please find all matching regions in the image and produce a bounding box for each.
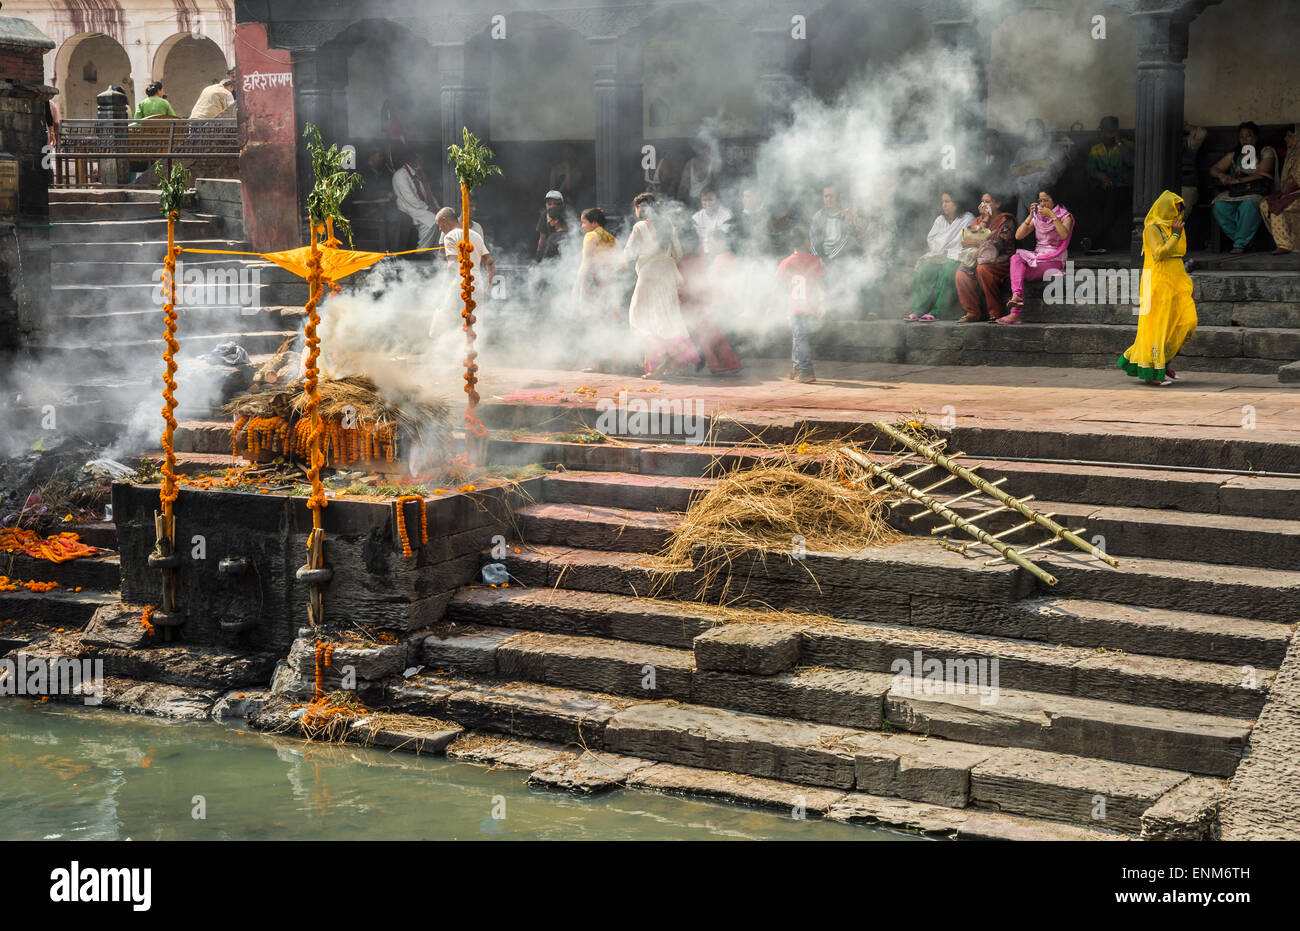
[394,494,428,558]
[141,605,157,638]
[159,213,182,525]
[0,529,98,563]
[457,182,489,451]
[313,640,337,700]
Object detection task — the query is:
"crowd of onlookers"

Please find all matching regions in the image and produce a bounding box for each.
[345,114,1299,381]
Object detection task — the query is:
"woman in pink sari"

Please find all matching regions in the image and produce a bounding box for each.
[998,187,1074,325]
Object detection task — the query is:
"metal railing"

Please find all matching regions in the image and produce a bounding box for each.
[53,117,238,187]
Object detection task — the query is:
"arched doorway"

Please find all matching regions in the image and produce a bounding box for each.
[57,33,134,119]
[156,34,230,118]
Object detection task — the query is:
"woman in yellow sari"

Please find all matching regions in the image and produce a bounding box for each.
[1117,190,1197,386]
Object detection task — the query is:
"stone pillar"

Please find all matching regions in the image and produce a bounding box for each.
[1131,12,1190,256]
[0,14,56,349]
[437,42,490,209]
[591,36,642,226]
[754,26,807,137]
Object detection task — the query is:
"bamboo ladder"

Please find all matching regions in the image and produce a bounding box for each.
[839,422,1120,586]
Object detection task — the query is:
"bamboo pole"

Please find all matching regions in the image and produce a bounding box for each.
[840,447,1058,586]
[303,223,327,626]
[873,422,1119,568]
[156,209,181,638]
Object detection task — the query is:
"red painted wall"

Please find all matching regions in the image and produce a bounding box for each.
[234,22,299,252]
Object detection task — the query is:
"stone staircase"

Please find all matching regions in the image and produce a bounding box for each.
[810,260,1300,381]
[368,425,1300,839]
[27,188,305,434]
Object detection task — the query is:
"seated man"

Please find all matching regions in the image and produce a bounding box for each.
[392,148,441,248]
[1083,116,1134,254]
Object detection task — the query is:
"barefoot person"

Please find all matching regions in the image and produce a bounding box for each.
[1117,191,1197,386]
[625,194,700,377]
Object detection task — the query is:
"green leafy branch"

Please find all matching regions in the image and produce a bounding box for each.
[155,161,193,216]
[304,122,363,246]
[447,127,502,193]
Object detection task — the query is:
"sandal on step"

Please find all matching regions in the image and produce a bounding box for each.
[904,313,920,321]
[919,313,936,322]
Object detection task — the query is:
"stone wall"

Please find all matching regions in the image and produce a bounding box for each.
[195,177,244,240]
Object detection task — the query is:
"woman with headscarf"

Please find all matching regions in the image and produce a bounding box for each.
[997,186,1073,325]
[1210,121,1277,254]
[574,207,620,372]
[1260,123,1300,255]
[625,193,701,377]
[905,192,973,322]
[1117,191,1197,386]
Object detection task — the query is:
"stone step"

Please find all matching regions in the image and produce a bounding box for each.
[49,217,220,243]
[421,670,1190,833]
[1039,550,1300,624]
[601,699,1187,833]
[515,502,677,553]
[524,477,1300,570]
[482,404,1300,473]
[430,609,1250,776]
[51,259,301,288]
[450,579,1289,670]
[514,448,1300,521]
[815,322,1300,371]
[29,331,297,370]
[50,201,174,220]
[47,280,306,315]
[1020,297,1300,329]
[906,496,1300,572]
[447,582,1270,717]
[0,589,119,627]
[3,553,121,592]
[56,306,304,340]
[47,239,245,263]
[48,188,162,204]
[911,596,1291,668]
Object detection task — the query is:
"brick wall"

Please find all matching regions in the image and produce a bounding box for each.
[0,49,43,84]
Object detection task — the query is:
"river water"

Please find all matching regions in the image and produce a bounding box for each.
[0,701,917,841]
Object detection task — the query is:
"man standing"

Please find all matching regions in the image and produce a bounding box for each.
[432,207,494,337]
[691,187,733,255]
[809,186,860,265]
[190,77,236,119]
[1084,116,1134,254]
[534,190,565,262]
[392,149,441,247]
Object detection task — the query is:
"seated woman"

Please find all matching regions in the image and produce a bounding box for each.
[998,187,1073,325]
[954,192,1016,322]
[1210,121,1278,254]
[905,192,973,322]
[1260,123,1300,255]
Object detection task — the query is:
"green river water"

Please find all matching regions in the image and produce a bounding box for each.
[0,701,917,841]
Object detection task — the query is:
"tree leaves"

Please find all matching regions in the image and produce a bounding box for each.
[446,127,503,193]
[304,122,363,246]
[155,161,193,216]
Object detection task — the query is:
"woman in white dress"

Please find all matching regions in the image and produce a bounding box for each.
[625,194,701,377]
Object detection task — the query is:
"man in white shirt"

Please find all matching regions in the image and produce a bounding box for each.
[190,78,236,120]
[691,187,733,254]
[392,150,440,247]
[432,207,494,336]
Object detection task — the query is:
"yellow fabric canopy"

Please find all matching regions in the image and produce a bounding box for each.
[180,230,442,289]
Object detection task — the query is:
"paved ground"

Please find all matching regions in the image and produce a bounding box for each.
[475,357,1300,449]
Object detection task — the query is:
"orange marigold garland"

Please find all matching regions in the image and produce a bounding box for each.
[394,494,428,558]
[303,226,328,530]
[312,640,337,701]
[159,213,182,530]
[0,529,98,563]
[458,182,489,456]
[141,605,157,638]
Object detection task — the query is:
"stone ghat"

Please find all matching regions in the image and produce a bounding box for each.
[110,479,541,654]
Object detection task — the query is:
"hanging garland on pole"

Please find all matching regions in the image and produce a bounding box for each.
[296,125,363,627]
[446,128,501,466]
[149,160,192,638]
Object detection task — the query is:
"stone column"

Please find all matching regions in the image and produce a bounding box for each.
[754,26,807,137]
[437,42,490,210]
[591,36,643,226]
[292,48,330,230]
[1130,12,1190,256]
